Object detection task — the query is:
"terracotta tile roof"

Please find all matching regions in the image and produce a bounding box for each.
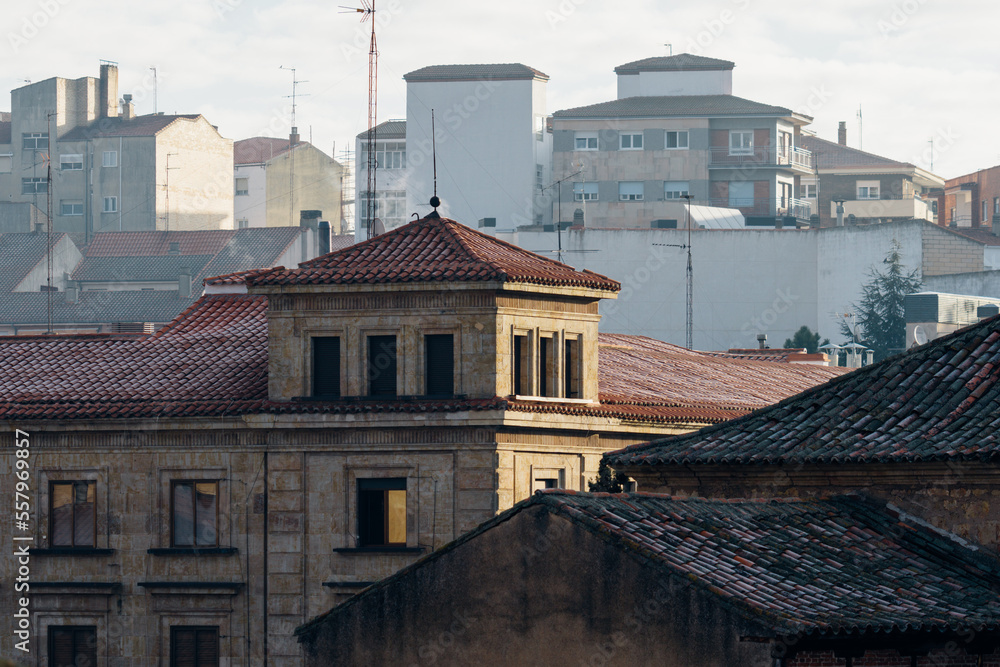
[597,334,846,422]
[951,227,1000,247]
[554,95,792,120]
[82,231,235,257]
[404,64,548,82]
[0,232,67,291]
[615,54,735,74]
[58,114,202,141]
[250,216,620,291]
[297,492,1000,640]
[608,314,1000,467]
[355,120,405,140]
[0,295,268,420]
[234,137,305,165]
[800,135,912,170]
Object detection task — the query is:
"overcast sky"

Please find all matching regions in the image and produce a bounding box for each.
[3,0,997,179]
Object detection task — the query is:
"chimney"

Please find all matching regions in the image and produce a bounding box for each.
[756,333,767,350]
[99,62,119,119]
[573,208,585,226]
[318,220,331,256]
[834,200,845,227]
[290,126,300,146]
[65,283,78,305]
[838,121,847,146]
[978,304,1000,320]
[168,241,180,255]
[121,93,134,120]
[178,266,191,298]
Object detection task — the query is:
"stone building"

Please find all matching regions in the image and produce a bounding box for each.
[0,214,842,663]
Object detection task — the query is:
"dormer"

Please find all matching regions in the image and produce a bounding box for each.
[246,215,620,405]
[615,54,734,98]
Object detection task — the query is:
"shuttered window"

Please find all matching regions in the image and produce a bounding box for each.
[170,626,219,667]
[50,481,96,547]
[424,334,454,396]
[367,335,397,397]
[49,626,96,667]
[312,337,341,397]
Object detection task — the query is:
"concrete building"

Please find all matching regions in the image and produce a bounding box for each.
[551,54,814,229]
[0,215,842,663]
[0,63,233,244]
[353,119,408,241]
[403,64,552,232]
[234,135,343,233]
[904,290,1000,348]
[504,218,985,351]
[938,164,1000,229]
[799,124,943,227]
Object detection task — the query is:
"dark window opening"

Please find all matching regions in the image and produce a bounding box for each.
[358,478,406,547]
[424,334,454,396]
[532,477,560,492]
[540,336,555,397]
[49,626,96,667]
[513,334,528,395]
[367,335,397,397]
[565,338,580,398]
[50,481,95,548]
[171,481,218,547]
[312,336,341,397]
[170,626,219,667]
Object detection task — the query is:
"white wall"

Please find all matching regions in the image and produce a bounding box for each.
[616,70,732,99]
[405,77,547,231]
[353,134,410,242]
[234,163,266,227]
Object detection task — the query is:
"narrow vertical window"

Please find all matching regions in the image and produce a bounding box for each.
[539,336,551,397]
[367,335,397,397]
[424,334,454,397]
[358,479,406,547]
[171,481,218,547]
[50,481,95,547]
[513,334,528,395]
[565,337,580,398]
[312,336,341,397]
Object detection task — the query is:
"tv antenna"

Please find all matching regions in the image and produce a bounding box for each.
[341,0,378,238]
[279,66,308,225]
[541,169,582,262]
[857,105,863,151]
[653,194,694,349]
[149,66,157,113]
[45,111,55,333]
[162,153,179,231]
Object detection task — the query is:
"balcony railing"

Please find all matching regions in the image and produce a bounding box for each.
[709,146,813,170]
[700,197,812,220]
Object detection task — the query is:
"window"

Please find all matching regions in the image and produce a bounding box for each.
[665,131,689,149]
[49,626,96,667]
[729,130,753,155]
[59,154,83,170]
[237,219,249,229]
[367,335,397,397]
[60,201,83,217]
[357,478,406,547]
[102,151,117,168]
[983,200,988,222]
[539,336,554,397]
[50,481,95,547]
[512,334,528,395]
[170,626,219,667]
[358,190,406,226]
[535,115,545,141]
[564,337,580,398]
[312,336,341,397]
[619,181,644,201]
[532,478,560,492]
[803,184,818,199]
[857,181,880,200]
[424,334,454,396]
[22,177,47,194]
[994,197,999,216]
[374,142,406,170]
[573,182,598,202]
[0,154,11,173]
[171,481,218,547]
[664,181,689,199]
[23,132,48,150]
[103,196,117,213]
[575,132,598,151]
[729,181,754,207]
[234,177,248,196]
[620,133,643,150]
[536,164,543,189]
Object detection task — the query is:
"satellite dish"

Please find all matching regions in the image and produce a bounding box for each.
[371,218,386,236]
[913,325,928,345]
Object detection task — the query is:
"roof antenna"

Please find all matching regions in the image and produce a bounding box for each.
[428,108,440,218]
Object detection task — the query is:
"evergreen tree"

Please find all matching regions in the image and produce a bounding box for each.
[588,458,630,493]
[841,241,922,362]
[783,326,828,353]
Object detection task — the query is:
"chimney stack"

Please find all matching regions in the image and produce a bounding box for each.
[838,121,847,146]
[290,126,300,146]
[318,220,330,256]
[178,266,191,298]
[99,62,119,119]
[121,93,135,120]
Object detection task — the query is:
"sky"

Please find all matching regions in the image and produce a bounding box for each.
[3,0,998,180]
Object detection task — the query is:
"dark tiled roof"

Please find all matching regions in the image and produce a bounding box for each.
[0,295,267,420]
[0,290,197,326]
[250,216,621,291]
[800,135,912,170]
[608,315,1000,467]
[597,334,846,422]
[355,120,405,140]
[297,492,1000,640]
[554,95,792,119]
[199,227,301,279]
[0,120,10,144]
[234,137,305,165]
[59,114,202,142]
[0,232,67,291]
[615,54,735,74]
[83,231,234,257]
[329,234,355,252]
[707,347,806,362]
[951,228,1000,247]
[404,64,548,82]
[72,255,214,282]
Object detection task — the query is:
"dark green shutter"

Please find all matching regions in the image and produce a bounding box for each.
[312,337,341,397]
[368,336,397,397]
[424,334,454,396]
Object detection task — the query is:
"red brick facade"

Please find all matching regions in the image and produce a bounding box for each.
[940,164,1000,228]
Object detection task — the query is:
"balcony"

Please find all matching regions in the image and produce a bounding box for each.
[709,146,813,171]
[832,194,933,222]
[700,197,812,221]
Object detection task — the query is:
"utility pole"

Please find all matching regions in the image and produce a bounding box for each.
[342,1,378,238]
[162,153,179,231]
[652,194,695,349]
